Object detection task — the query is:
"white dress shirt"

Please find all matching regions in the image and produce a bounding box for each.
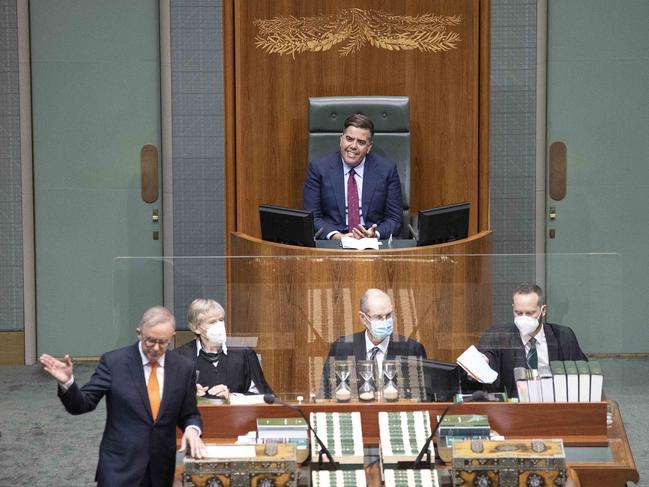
[364,330,390,373]
[521,325,549,368]
[326,157,367,239]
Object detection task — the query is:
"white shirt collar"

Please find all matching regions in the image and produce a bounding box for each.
[364,330,390,356]
[138,341,166,367]
[341,157,366,178]
[521,324,547,348]
[195,338,228,356]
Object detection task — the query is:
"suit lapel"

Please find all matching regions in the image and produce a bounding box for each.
[361,154,378,217]
[158,352,180,419]
[353,332,366,362]
[544,324,560,361]
[127,343,153,421]
[508,326,527,369]
[331,154,346,223]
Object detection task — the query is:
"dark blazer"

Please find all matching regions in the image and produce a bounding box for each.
[173,339,273,395]
[321,331,427,398]
[58,343,201,487]
[302,151,403,238]
[326,331,427,362]
[477,322,588,397]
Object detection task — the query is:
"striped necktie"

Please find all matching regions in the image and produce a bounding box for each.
[369,346,380,361]
[147,361,161,420]
[526,337,538,369]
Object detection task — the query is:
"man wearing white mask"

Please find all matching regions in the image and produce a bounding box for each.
[321,288,427,398]
[477,283,587,397]
[174,298,273,399]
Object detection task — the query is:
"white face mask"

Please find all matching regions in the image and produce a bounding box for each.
[206,321,226,345]
[514,315,540,337]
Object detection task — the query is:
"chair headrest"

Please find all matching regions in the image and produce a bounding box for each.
[308,96,409,133]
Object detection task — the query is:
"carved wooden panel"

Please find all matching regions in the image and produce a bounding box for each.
[224,0,490,238]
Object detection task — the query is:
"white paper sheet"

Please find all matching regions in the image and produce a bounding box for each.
[228,393,267,405]
[204,445,256,458]
[340,236,381,250]
[456,345,498,384]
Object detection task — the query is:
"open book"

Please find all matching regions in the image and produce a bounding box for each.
[340,236,381,250]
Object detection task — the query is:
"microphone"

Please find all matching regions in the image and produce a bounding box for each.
[313,227,324,240]
[408,223,418,241]
[413,390,487,468]
[263,394,338,467]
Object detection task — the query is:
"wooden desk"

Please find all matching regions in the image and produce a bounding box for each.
[189,401,638,486]
[228,231,492,394]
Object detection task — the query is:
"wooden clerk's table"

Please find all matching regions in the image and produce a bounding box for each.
[227,231,493,395]
[178,400,638,487]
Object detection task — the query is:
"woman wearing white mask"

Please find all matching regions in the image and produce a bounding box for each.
[174,298,273,399]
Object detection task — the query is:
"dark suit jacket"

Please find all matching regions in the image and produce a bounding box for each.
[58,343,202,487]
[477,322,588,397]
[302,151,403,238]
[173,339,273,395]
[321,331,427,398]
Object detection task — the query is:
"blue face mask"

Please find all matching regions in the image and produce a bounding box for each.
[369,317,393,342]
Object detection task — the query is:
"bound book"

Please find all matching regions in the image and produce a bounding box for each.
[538,365,555,402]
[379,411,432,464]
[438,414,490,438]
[550,360,567,402]
[514,367,529,402]
[563,361,579,403]
[384,469,440,487]
[575,360,591,402]
[256,417,308,439]
[310,411,364,465]
[589,361,604,402]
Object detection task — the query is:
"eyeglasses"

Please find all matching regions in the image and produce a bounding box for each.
[138,331,173,348]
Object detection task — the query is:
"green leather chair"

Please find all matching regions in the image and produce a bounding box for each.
[308,96,411,238]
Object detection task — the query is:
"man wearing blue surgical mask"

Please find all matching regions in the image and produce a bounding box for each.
[321,288,427,398]
[476,283,587,397]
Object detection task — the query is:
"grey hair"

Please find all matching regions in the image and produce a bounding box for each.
[138,306,175,330]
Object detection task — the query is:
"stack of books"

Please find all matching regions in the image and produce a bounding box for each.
[438,414,490,447]
[256,417,308,460]
[514,360,603,402]
[309,412,364,465]
[378,411,432,465]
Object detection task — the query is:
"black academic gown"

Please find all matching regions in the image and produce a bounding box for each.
[476,322,588,397]
[173,339,273,395]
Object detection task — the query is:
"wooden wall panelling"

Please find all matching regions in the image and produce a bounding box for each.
[224,0,487,238]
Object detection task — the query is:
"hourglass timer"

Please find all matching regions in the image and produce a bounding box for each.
[334,360,352,402]
[357,360,376,401]
[382,360,399,401]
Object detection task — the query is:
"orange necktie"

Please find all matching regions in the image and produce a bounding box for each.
[148,361,161,420]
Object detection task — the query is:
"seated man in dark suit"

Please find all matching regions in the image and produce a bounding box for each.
[477,283,588,397]
[40,306,205,487]
[174,298,273,399]
[302,113,403,240]
[321,288,427,398]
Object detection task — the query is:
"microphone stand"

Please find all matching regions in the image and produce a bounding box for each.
[413,390,487,469]
[263,394,339,469]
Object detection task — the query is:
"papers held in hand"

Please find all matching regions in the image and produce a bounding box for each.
[456,345,498,384]
[340,236,381,250]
